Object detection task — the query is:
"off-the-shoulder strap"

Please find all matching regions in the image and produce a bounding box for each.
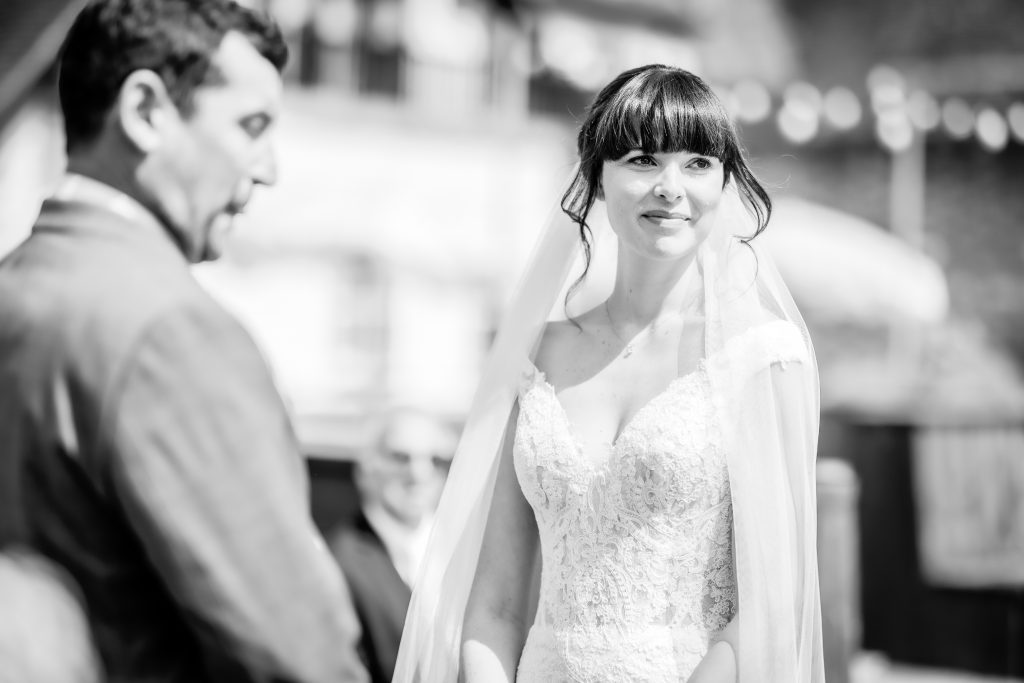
[517,356,547,397]
[708,320,810,396]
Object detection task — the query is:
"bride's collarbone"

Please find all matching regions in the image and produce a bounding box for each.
[547,363,685,442]
[536,320,698,425]
[542,340,690,398]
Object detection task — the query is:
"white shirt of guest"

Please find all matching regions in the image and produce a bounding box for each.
[362,502,434,587]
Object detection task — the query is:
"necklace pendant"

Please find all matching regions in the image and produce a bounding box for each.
[622,342,635,358]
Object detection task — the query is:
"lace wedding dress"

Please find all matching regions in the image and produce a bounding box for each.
[393,181,825,680]
[513,358,737,682]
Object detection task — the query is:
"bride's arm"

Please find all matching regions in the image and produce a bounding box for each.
[687,618,738,682]
[690,355,818,683]
[461,404,538,683]
[689,505,741,683]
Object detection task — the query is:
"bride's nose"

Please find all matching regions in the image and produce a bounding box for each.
[653,166,685,201]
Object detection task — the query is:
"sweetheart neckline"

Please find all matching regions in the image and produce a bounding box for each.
[524,360,709,464]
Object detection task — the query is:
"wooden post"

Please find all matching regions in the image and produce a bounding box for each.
[886,130,929,375]
[817,457,861,683]
[889,132,926,249]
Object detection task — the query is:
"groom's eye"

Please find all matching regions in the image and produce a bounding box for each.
[387,450,412,465]
[240,113,272,139]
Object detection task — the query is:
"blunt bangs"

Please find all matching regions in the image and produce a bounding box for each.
[592,69,733,163]
[561,64,773,318]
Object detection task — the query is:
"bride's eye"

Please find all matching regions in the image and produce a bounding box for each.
[626,154,656,167]
[690,157,714,170]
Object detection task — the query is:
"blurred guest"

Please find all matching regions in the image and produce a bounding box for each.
[330,408,458,683]
[0,548,102,683]
[0,1,366,681]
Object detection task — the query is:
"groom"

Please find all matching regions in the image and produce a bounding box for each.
[0,1,366,681]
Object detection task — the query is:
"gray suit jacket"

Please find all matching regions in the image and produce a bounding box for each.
[0,185,368,683]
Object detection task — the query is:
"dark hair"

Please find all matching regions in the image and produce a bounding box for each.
[562,64,771,302]
[58,0,288,152]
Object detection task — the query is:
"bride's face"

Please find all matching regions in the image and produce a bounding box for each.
[601,149,724,261]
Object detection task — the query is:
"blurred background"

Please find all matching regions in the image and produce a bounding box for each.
[1,0,1023,681]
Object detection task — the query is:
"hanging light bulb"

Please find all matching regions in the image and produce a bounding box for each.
[866,64,905,93]
[822,86,862,130]
[1007,102,1024,143]
[867,64,905,115]
[731,79,772,124]
[975,108,1009,152]
[784,81,823,115]
[907,90,941,131]
[941,98,975,140]
[875,110,914,152]
[777,101,819,145]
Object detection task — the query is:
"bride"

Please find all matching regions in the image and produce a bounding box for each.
[395,64,825,682]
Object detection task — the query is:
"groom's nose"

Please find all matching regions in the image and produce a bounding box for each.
[406,453,435,484]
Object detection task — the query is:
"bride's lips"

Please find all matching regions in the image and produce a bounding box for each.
[641,209,691,228]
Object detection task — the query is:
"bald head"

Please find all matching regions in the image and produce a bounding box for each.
[356,410,458,528]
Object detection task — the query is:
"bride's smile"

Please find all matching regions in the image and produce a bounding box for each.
[602,149,724,261]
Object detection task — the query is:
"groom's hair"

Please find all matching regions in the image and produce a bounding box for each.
[57,0,288,152]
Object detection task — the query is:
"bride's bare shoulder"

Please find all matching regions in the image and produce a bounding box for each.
[533,308,606,382]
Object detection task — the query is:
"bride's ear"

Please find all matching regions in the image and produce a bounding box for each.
[596,181,604,201]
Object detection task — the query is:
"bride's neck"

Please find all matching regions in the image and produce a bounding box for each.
[606,253,698,326]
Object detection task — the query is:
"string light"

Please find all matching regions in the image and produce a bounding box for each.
[876,111,915,152]
[866,64,905,93]
[867,64,906,115]
[907,90,941,131]
[777,103,819,145]
[734,66,1021,152]
[553,48,1024,151]
[975,108,1009,152]
[822,86,862,130]
[941,98,975,140]
[784,82,823,114]
[731,79,772,124]
[1008,103,1024,144]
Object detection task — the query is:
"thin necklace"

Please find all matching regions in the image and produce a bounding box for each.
[604,301,681,359]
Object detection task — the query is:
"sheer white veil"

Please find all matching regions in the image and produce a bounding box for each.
[393,174,825,682]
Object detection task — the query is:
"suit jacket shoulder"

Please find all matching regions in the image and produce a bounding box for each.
[0,199,266,480]
[330,515,411,683]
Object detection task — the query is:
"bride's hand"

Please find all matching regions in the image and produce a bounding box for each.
[685,640,737,683]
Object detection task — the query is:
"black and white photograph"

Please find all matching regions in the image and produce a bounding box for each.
[0,1,1022,682]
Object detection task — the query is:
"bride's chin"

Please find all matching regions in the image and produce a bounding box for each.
[646,237,701,260]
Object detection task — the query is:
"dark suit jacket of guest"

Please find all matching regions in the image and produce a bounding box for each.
[331,512,413,683]
[0,184,367,683]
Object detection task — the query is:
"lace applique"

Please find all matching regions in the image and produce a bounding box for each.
[513,362,737,682]
[710,320,809,383]
[707,320,810,432]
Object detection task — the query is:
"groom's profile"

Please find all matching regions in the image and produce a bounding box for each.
[0,1,367,681]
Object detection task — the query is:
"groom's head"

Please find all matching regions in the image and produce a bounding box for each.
[58,0,288,263]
